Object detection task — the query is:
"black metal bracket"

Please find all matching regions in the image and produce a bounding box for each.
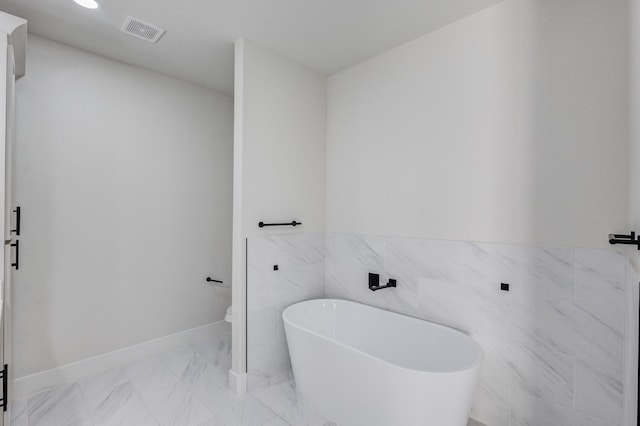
[608,231,640,250]
[206,277,223,284]
[258,221,301,228]
[368,273,397,291]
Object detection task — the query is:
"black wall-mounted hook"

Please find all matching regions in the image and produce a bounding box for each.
[206,277,223,284]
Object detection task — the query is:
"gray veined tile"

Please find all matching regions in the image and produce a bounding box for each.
[185,356,230,398]
[469,380,509,426]
[504,344,574,408]
[271,263,324,311]
[298,262,326,301]
[124,355,180,392]
[159,344,227,391]
[325,261,418,317]
[510,394,575,426]
[324,263,351,301]
[90,382,157,426]
[248,308,286,351]
[574,357,623,425]
[248,234,326,316]
[158,343,232,401]
[248,237,280,268]
[28,383,93,426]
[198,417,228,425]
[624,257,640,426]
[276,233,326,265]
[568,302,623,375]
[159,345,202,378]
[247,239,279,310]
[10,398,28,426]
[78,367,130,411]
[575,248,625,334]
[195,383,276,426]
[252,373,336,426]
[415,277,509,341]
[248,262,307,313]
[192,333,232,371]
[510,390,617,426]
[138,381,214,426]
[247,234,325,312]
[475,337,512,388]
[478,243,574,301]
[385,237,492,286]
[250,233,325,287]
[509,293,623,370]
[325,233,384,269]
[262,416,291,426]
[499,293,560,352]
[471,341,512,424]
[247,338,292,391]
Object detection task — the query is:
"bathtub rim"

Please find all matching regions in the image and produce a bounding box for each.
[283,298,483,375]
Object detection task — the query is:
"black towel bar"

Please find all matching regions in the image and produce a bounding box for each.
[258,221,301,228]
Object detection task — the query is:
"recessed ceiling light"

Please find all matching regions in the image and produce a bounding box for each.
[73,0,100,9]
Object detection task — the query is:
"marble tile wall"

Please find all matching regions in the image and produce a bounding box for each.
[624,256,639,426]
[246,233,325,391]
[325,233,627,426]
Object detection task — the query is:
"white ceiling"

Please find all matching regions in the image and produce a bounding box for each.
[0,0,501,95]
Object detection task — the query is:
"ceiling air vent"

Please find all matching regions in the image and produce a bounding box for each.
[121,16,165,43]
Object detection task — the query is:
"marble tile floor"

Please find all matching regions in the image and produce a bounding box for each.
[10,328,486,426]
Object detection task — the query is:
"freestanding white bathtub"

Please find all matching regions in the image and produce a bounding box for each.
[283,299,482,426]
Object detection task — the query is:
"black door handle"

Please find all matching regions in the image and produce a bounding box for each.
[10,206,20,236]
[11,240,18,270]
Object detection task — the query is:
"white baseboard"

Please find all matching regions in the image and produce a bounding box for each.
[13,321,230,398]
[228,369,247,397]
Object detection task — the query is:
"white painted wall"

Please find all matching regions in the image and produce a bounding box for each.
[633,0,640,237]
[238,41,326,239]
[326,0,631,424]
[13,35,233,378]
[231,39,326,384]
[327,0,629,249]
[626,0,640,424]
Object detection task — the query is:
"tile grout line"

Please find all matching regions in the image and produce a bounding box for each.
[126,373,162,425]
[123,354,189,425]
[74,380,97,426]
[156,345,218,423]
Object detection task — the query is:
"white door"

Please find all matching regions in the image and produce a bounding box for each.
[4,43,16,426]
[0,32,14,426]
